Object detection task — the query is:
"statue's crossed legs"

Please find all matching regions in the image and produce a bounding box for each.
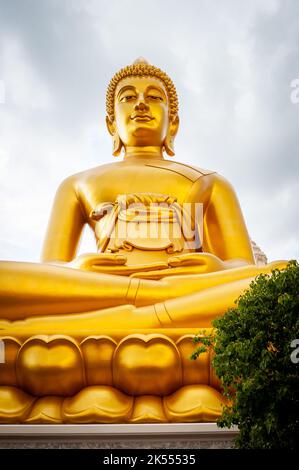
[0,260,287,334]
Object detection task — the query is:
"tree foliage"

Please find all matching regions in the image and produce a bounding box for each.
[192,261,299,449]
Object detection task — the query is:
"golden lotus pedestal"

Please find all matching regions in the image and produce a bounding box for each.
[0,328,226,424]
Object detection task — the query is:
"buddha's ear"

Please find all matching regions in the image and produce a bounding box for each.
[106,116,123,157]
[164,115,179,157]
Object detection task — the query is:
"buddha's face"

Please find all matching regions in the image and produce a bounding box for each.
[114,76,169,147]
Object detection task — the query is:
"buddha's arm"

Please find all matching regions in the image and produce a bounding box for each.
[41,176,86,263]
[203,174,255,267]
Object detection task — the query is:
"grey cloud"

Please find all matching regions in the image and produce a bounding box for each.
[0,0,298,261]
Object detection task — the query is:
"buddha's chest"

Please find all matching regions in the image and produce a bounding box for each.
[79,165,209,225]
[89,192,203,267]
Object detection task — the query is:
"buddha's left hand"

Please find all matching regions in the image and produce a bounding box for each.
[68,253,127,270]
[167,253,225,273]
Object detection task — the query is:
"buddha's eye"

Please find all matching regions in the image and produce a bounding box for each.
[120,95,136,102]
[148,95,163,101]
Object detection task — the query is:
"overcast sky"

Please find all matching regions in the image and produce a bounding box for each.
[0,0,298,263]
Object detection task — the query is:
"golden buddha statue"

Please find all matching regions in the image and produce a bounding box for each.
[0,58,287,424]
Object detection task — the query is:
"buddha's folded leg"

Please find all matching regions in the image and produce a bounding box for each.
[158,260,287,296]
[0,260,287,321]
[158,276,256,327]
[0,260,168,319]
[0,277,255,335]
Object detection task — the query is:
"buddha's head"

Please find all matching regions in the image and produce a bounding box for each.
[106,58,179,157]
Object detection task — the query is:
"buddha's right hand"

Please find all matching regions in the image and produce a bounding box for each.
[168,253,225,273]
[68,253,127,270]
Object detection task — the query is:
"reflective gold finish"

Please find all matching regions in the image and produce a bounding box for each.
[130,396,166,423]
[81,336,116,386]
[0,337,21,386]
[0,333,227,423]
[24,396,64,424]
[163,385,227,422]
[112,334,182,396]
[16,336,85,396]
[0,387,36,423]
[62,386,134,424]
[0,59,287,423]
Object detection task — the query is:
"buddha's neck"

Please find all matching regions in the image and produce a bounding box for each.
[123,146,164,161]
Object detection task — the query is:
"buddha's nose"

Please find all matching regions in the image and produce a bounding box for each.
[134,95,149,111]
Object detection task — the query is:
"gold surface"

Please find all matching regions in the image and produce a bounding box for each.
[81,336,117,386]
[0,386,36,423]
[0,59,288,423]
[62,386,134,424]
[163,385,227,422]
[0,384,227,424]
[130,396,166,423]
[17,336,85,396]
[0,332,220,393]
[24,396,64,424]
[0,337,21,386]
[113,334,182,396]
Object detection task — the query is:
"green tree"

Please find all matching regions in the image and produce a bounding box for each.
[191,261,299,449]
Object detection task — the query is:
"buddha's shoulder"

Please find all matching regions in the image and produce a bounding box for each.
[59,161,215,184]
[141,159,216,182]
[144,161,236,194]
[58,163,117,187]
[59,161,231,189]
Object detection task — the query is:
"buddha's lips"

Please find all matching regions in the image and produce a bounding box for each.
[131,115,154,121]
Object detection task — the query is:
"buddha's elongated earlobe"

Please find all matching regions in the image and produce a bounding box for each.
[106,116,123,157]
[163,115,179,157]
[112,133,123,156]
[164,132,175,156]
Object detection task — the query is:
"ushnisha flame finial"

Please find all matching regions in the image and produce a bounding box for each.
[133,57,150,65]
